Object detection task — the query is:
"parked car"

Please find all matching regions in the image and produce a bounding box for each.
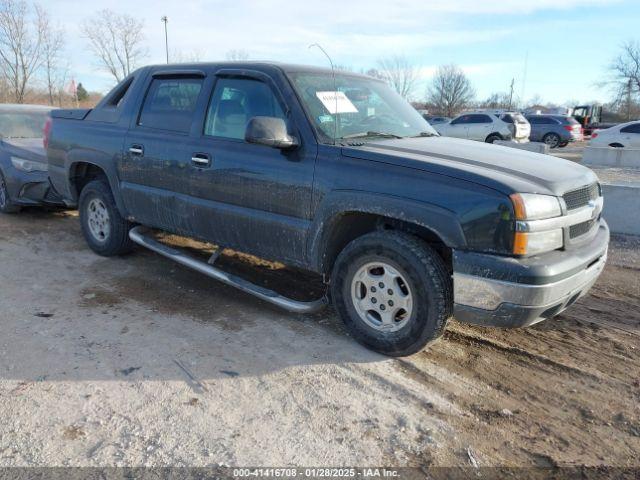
[422,115,450,125]
[434,111,529,143]
[47,63,608,356]
[589,121,640,148]
[0,104,63,213]
[493,111,532,142]
[526,114,583,148]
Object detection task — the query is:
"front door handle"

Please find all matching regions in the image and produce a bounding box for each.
[191,153,211,167]
[129,144,144,156]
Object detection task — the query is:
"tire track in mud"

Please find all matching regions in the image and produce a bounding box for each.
[388,312,640,467]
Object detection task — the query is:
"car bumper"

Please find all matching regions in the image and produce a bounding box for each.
[4,166,63,206]
[452,220,609,328]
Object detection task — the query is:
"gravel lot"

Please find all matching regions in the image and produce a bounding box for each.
[0,209,639,468]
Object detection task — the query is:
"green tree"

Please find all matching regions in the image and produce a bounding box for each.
[76,82,88,101]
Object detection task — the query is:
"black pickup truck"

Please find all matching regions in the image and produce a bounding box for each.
[46,62,609,356]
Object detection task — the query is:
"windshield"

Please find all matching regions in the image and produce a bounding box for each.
[0,111,50,138]
[287,72,437,143]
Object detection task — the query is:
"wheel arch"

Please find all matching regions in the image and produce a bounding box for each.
[68,160,127,216]
[308,192,465,275]
[485,132,503,142]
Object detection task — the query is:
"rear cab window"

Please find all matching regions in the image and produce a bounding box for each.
[138,77,204,133]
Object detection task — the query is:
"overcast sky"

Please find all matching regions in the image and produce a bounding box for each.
[47,0,638,105]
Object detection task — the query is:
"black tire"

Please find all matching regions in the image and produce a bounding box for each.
[542,132,561,149]
[0,169,20,213]
[609,143,625,148]
[559,142,569,148]
[331,231,452,356]
[78,179,133,256]
[485,134,502,144]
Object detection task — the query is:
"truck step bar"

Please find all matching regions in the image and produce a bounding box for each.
[128,226,328,314]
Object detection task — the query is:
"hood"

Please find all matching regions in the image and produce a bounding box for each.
[1,137,46,162]
[341,136,598,196]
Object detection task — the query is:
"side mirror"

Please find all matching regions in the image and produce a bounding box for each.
[245,116,299,149]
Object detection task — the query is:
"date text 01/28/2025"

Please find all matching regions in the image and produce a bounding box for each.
[232,468,400,478]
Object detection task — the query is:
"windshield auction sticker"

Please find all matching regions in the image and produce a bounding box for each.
[316,91,358,114]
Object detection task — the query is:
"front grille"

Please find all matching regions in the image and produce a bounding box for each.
[570,219,596,239]
[563,183,599,211]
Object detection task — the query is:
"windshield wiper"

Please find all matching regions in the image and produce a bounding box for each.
[412,131,438,138]
[340,131,404,140]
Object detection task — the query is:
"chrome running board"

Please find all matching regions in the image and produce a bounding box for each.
[129,226,328,314]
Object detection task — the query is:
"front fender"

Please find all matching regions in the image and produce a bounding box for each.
[307,190,467,272]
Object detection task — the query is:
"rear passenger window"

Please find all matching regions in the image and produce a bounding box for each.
[529,116,555,125]
[472,114,492,124]
[138,77,203,133]
[621,123,640,134]
[204,78,285,140]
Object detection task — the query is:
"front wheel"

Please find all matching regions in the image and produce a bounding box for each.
[331,231,452,356]
[485,134,502,144]
[78,179,133,256]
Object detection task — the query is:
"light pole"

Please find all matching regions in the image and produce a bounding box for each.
[161,16,169,64]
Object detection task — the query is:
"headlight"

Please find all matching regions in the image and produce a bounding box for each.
[510,193,562,220]
[510,193,564,255]
[11,156,48,173]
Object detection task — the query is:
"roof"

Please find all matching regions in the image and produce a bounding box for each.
[142,61,373,79]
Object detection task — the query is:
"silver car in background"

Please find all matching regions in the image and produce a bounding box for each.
[435,111,530,143]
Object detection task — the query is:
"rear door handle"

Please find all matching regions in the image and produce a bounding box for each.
[191,153,211,167]
[129,144,144,156]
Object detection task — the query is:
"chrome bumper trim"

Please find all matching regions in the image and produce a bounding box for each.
[453,250,607,311]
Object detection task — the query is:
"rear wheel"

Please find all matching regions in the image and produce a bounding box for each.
[0,170,20,214]
[485,134,502,144]
[331,231,452,356]
[78,179,133,256]
[543,132,561,148]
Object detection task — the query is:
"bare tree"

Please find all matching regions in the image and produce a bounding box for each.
[40,7,64,105]
[81,9,147,83]
[0,0,46,103]
[225,49,249,61]
[376,55,418,99]
[426,64,475,117]
[608,41,640,120]
[171,48,205,63]
[478,92,513,110]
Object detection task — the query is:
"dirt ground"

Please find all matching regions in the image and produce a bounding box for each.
[0,209,638,468]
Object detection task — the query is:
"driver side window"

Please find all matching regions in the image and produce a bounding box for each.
[204,78,286,140]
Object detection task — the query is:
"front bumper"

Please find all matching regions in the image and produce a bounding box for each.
[453,220,609,328]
